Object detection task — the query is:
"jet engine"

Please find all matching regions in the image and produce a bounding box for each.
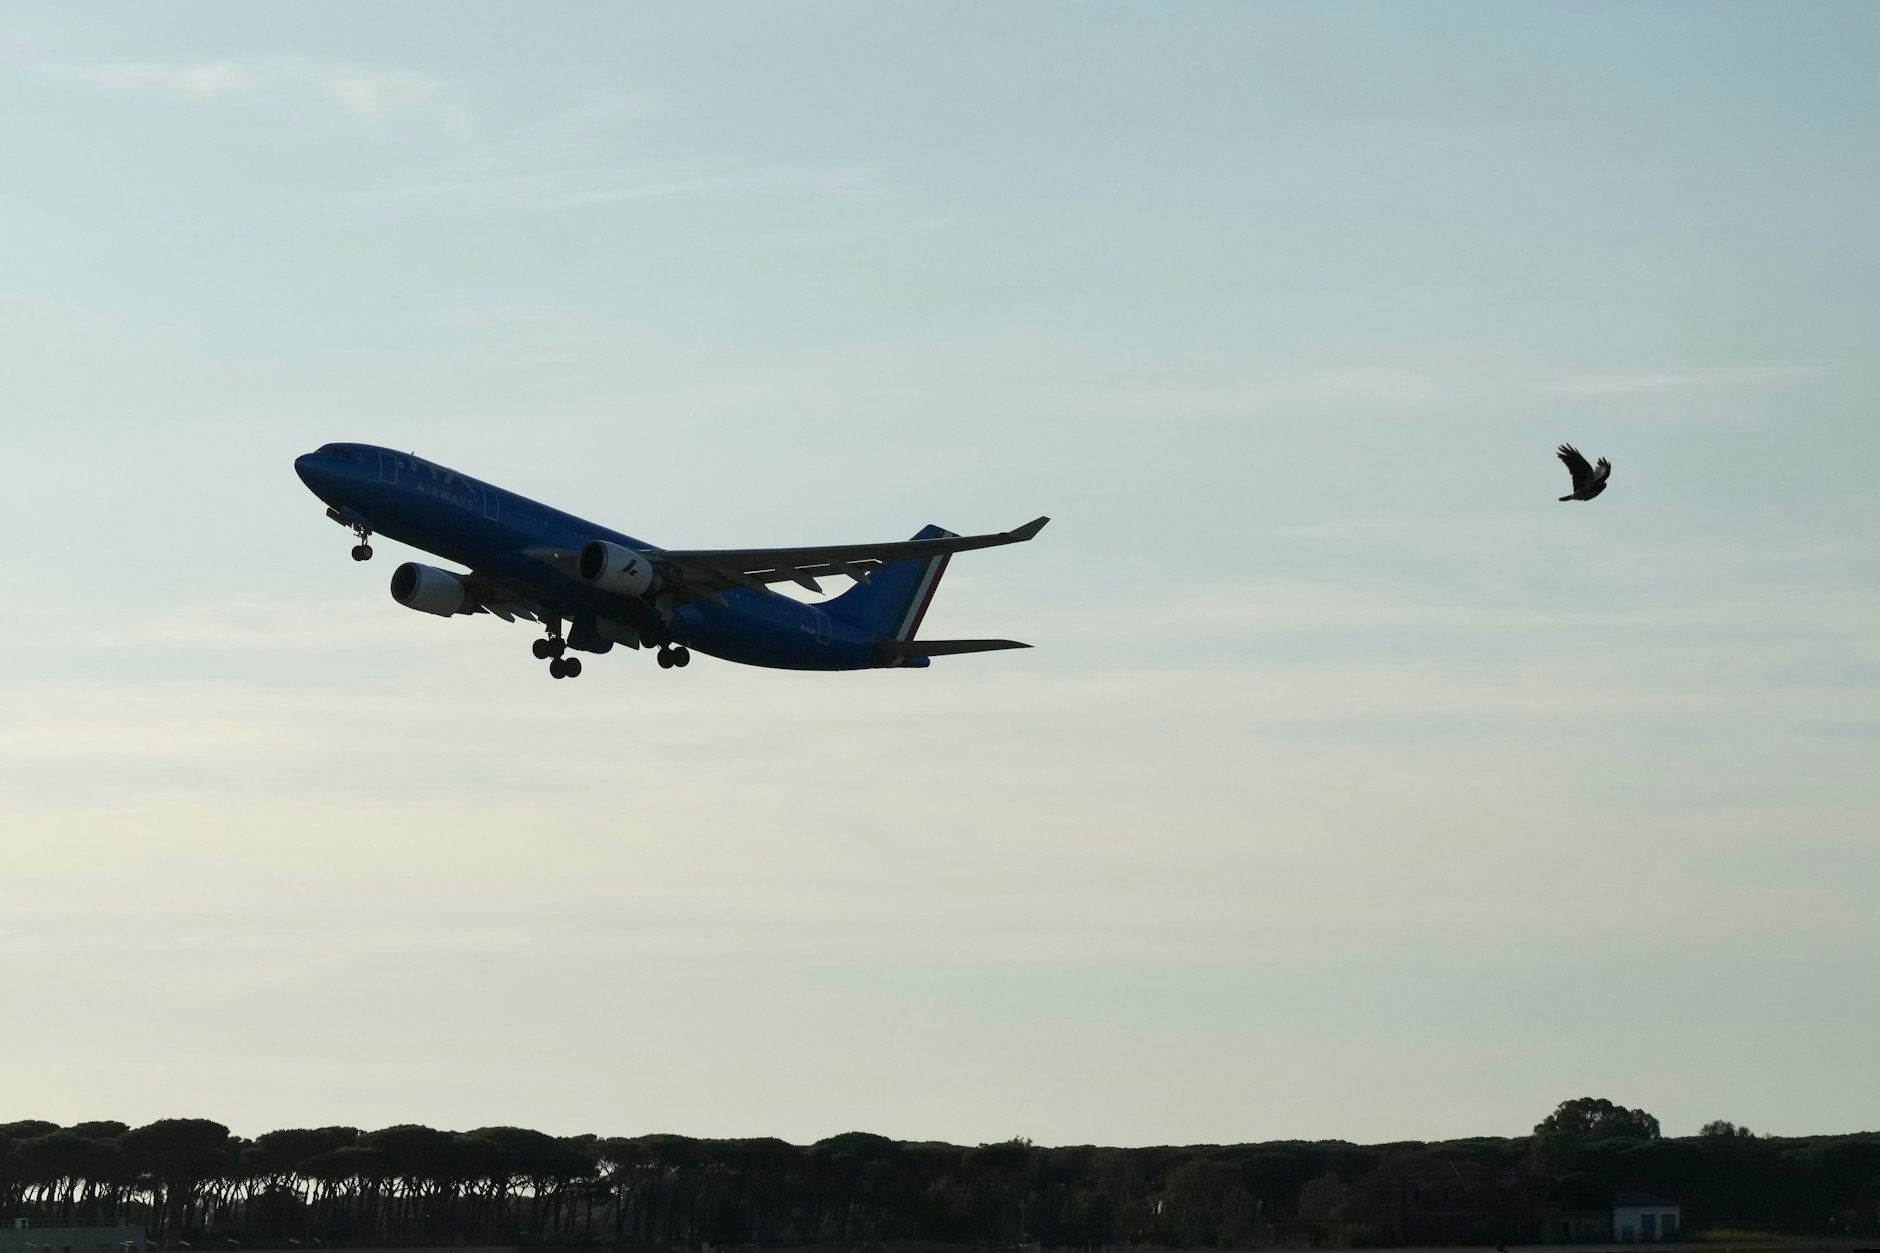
[578,540,660,598]
[390,562,472,616]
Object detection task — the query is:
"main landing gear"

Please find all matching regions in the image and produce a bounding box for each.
[533,625,584,679]
[533,622,687,677]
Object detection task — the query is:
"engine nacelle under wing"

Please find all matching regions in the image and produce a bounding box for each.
[391,562,472,616]
[578,540,660,598]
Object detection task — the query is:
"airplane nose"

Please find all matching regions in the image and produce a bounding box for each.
[294,452,334,495]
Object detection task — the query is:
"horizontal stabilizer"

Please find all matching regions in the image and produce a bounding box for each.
[875,638,1031,657]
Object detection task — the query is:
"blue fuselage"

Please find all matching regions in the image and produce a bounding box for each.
[293,442,916,670]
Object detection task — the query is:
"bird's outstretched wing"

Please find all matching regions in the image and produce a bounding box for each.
[1557,444,1594,491]
[1594,456,1612,483]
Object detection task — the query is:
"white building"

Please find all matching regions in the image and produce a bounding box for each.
[1613,1195,1681,1243]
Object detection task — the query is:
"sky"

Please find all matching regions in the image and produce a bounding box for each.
[1,2,1877,1147]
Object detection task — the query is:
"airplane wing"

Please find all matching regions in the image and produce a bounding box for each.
[458,571,547,623]
[656,515,1050,599]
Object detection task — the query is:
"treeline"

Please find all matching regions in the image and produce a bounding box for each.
[2,1102,1878,1249]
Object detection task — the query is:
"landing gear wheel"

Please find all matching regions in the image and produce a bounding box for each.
[671,646,691,668]
[351,544,373,561]
[532,638,553,660]
[549,658,569,679]
[656,648,675,670]
[562,656,582,678]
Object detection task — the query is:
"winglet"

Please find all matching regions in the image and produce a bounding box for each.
[1007,516,1050,542]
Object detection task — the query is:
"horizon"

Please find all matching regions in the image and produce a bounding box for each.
[6,1111,1879,1148]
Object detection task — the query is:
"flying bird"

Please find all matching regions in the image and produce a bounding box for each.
[1556,444,1611,501]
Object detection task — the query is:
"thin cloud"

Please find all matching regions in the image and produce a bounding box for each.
[1061,369,1464,415]
[24,51,469,133]
[337,91,884,214]
[1542,364,1832,396]
[85,597,411,653]
[342,165,884,213]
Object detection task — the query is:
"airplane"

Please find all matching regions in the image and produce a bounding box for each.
[293,443,1048,679]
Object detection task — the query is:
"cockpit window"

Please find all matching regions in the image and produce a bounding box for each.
[317,443,355,460]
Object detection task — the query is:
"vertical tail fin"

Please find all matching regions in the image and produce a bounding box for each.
[822,525,955,640]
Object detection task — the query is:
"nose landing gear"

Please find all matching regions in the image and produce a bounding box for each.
[326,509,374,560]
